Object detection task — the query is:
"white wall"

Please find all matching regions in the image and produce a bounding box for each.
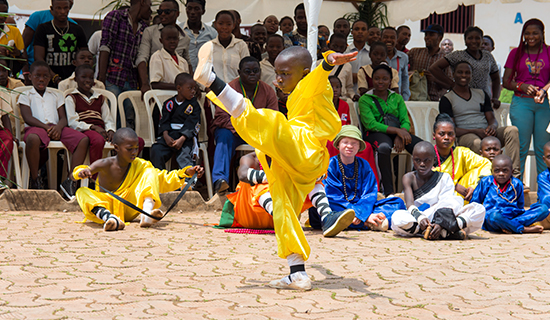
[474,0,550,68]
[393,0,550,71]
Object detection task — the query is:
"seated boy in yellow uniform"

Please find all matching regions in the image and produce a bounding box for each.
[72,128,203,231]
[194,43,358,290]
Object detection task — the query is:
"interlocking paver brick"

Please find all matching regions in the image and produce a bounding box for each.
[3,210,550,318]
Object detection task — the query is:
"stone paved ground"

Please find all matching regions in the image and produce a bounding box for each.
[1,210,550,319]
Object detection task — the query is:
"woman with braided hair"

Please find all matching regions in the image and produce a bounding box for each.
[503,18,550,177]
[432,114,492,201]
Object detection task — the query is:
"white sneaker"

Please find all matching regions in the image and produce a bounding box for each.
[268,271,312,291]
[194,41,214,86]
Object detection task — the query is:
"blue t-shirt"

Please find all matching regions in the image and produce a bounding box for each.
[25,10,77,65]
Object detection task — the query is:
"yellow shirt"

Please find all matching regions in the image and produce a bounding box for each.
[0,25,24,51]
[433,146,492,194]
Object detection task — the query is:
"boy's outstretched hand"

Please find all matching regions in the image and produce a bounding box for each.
[77,168,93,180]
[327,51,358,66]
[185,165,204,178]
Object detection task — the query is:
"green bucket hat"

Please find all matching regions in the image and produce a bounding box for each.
[333,125,366,152]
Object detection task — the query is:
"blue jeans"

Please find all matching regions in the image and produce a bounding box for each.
[212,128,245,183]
[105,80,136,130]
[510,95,550,176]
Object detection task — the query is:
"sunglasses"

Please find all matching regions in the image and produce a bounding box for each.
[157,8,177,15]
[243,68,260,75]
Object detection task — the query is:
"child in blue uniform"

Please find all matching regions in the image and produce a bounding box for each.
[471,154,550,234]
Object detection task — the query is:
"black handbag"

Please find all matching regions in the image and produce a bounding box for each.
[371,96,401,128]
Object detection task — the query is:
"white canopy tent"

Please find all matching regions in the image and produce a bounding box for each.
[11,0,356,26]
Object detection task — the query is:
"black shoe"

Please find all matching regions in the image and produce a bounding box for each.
[445,229,467,240]
[60,178,78,200]
[213,179,229,194]
[322,209,355,237]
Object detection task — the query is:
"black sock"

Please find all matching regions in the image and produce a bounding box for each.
[210,77,226,95]
[290,264,305,274]
[92,206,111,221]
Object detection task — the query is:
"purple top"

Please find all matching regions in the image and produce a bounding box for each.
[99,8,148,88]
[505,46,550,88]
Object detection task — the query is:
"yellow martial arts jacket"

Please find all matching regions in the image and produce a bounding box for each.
[73,158,191,223]
[433,146,492,194]
[207,51,341,260]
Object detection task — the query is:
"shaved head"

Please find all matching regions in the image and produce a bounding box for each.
[493,154,512,169]
[276,46,312,70]
[113,128,139,145]
[413,141,436,157]
[481,136,501,149]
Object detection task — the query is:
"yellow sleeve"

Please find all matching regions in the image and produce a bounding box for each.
[156,166,191,194]
[457,147,492,189]
[11,27,24,51]
[72,165,90,181]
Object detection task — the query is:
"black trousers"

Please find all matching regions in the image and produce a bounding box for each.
[364,131,423,195]
[150,133,195,170]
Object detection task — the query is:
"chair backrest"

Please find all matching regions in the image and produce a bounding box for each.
[118,90,153,146]
[494,103,510,128]
[10,86,33,141]
[143,89,177,142]
[63,88,118,125]
[405,101,439,142]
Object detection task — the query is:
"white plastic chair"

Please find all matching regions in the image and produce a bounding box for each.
[405,101,440,142]
[12,86,70,190]
[494,102,510,127]
[117,90,154,148]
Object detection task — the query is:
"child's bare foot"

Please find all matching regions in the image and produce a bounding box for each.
[140,209,163,228]
[523,225,544,233]
[104,215,125,231]
[427,224,443,240]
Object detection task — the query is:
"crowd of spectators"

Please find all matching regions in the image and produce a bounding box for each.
[0,0,549,209]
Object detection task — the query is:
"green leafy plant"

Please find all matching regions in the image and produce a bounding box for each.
[344,0,390,29]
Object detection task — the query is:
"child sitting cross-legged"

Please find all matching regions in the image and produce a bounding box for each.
[73,128,204,231]
[392,141,486,239]
[537,142,550,222]
[150,73,201,170]
[18,61,89,194]
[471,154,550,234]
[323,125,406,232]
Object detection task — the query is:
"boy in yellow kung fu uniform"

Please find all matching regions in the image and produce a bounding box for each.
[194,43,358,290]
[72,128,203,231]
